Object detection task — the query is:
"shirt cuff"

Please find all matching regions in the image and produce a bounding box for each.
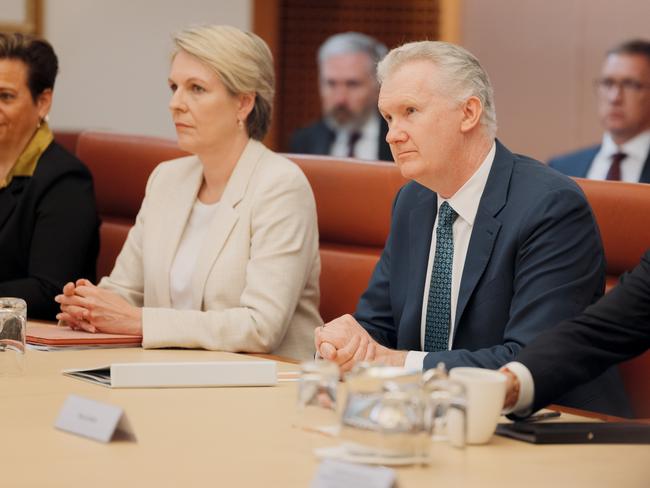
[503,361,535,416]
[404,351,427,370]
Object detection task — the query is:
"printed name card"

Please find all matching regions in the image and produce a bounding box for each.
[55,394,136,443]
[311,460,396,488]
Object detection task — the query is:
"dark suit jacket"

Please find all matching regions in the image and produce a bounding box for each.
[355,140,631,416]
[289,116,393,162]
[0,142,99,320]
[548,144,650,183]
[518,249,650,414]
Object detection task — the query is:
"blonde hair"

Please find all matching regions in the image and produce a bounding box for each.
[377,41,497,138]
[173,25,274,140]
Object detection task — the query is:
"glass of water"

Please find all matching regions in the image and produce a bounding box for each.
[296,359,340,435]
[0,298,27,376]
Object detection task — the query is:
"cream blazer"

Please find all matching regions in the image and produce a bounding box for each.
[99,140,322,360]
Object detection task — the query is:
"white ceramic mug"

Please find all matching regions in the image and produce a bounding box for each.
[448,367,506,444]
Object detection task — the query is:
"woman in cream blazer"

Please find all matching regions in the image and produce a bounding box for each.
[56,25,322,361]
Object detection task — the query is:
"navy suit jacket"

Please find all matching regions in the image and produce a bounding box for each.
[548,144,650,183]
[289,117,393,162]
[518,249,650,415]
[355,140,631,417]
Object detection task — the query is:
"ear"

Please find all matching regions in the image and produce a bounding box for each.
[459,96,483,133]
[237,92,256,121]
[36,89,53,120]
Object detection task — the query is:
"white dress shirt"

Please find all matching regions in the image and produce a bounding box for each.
[329,115,381,160]
[586,130,650,182]
[169,199,219,310]
[502,361,535,415]
[405,143,496,370]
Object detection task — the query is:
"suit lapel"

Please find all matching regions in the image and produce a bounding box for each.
[0,179,24,230]
[315,121,336,155]
[453,141,511,337]
[190,140,265,309]
[156,158,204,307]
[378,118,393,162]
[639,146,650,183]
[403,187,436,349]
[579,147,600,177]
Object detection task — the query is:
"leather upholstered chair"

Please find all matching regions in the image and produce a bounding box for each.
[285,155,406,323]
[574,178,650,291]
[76,131,187,280]
[53,130,81,155]
[574,178,650,419]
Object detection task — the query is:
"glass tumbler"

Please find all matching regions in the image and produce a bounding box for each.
[296,359,340,435]
[422,366,468,448]
[0,298,27,376]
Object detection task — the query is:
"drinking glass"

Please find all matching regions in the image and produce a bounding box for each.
[339,363,430,460]
[0,298,27,376]
[296,359,340,435]
[422,368,467,448]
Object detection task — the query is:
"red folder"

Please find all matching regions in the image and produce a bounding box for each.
[27,322,142,347]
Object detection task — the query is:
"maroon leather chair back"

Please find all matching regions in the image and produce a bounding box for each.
[53,130,81,155]
[574,178,650,290]
[286,154,406,323]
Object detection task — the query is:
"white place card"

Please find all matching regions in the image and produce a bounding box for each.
[311,459,396,488]
[55,394,136,443]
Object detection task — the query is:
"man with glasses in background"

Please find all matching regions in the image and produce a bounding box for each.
[549,40,650,183]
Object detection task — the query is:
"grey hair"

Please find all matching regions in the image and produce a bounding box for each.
[377,41,497,138]
[317,32,387,73]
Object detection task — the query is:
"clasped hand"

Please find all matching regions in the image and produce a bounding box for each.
[314,314,407,373]
[55,279,142,335]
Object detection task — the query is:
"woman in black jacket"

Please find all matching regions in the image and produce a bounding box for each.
[0,33,99,320]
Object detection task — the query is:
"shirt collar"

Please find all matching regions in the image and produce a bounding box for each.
[437,142,496,227]
[327,112,380,137]
[1,122,54,189]
[360,113,380,140]
[602,129,650,162]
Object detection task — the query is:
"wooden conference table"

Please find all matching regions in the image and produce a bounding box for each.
[1,344,649,487]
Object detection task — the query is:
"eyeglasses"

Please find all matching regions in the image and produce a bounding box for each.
[595,77,650,94]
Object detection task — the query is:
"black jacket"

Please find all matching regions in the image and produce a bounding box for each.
[0,142,100,320]
[517,250,650,414]
[289,117,393,162]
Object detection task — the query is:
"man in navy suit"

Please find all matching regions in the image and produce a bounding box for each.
[289,32,392,161]
[315,41,631,416]
[549,40,650,183]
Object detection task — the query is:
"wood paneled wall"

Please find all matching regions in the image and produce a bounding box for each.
[254,0,452,151]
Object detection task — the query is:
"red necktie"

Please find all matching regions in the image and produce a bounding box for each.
[606,152,627,181]
[347,131,361,158]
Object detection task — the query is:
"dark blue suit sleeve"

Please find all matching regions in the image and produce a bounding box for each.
[354,190,402,347]
[355,235,398,346]
[422,187,605,370]
[518,250,650,411]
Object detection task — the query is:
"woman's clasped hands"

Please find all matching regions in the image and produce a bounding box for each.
[55,279,142,335]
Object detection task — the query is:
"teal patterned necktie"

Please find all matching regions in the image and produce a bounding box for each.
[424,201,458,352]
